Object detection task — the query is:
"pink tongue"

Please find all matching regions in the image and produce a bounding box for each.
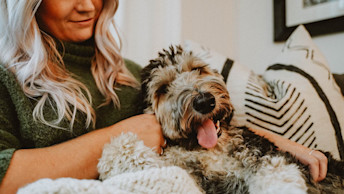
[197,119,218,148]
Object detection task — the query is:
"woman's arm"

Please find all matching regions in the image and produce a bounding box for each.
[249,127,328,182]
[0,114,164,194]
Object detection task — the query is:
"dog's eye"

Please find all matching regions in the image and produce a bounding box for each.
[156,84,168,95]
[191,67,204,74]
[191,67,201,71]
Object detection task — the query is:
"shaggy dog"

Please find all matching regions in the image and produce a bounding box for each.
[109,46,344,194]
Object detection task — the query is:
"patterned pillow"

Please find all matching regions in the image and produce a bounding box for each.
[183,26,344,159]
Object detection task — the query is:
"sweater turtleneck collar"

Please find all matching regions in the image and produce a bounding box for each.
[55,38,96,67]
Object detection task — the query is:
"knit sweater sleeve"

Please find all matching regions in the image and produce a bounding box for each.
[0,58,142,183]
[0,75,21,183]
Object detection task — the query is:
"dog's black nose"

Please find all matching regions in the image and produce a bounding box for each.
[193,92,216,114]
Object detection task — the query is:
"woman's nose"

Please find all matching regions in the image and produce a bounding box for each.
[75,0,96,12]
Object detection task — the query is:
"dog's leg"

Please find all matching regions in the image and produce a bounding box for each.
[246,155,307,194]
[97,132,165,180]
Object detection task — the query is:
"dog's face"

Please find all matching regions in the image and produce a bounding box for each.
[141,46,233,149]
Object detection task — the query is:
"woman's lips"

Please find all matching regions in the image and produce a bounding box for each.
[71,18,94,27]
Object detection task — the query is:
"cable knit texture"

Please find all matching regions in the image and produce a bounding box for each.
[0,39,143,183]
[18,167,202,194]
[18,133,203,194]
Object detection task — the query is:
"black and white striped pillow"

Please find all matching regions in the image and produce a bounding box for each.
[260,26,344,159]
[184,26,344,159]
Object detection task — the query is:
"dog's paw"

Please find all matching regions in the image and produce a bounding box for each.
[98,132,164,180]
[248,156,307,194]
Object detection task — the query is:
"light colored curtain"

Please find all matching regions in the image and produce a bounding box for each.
[115,0,182,66]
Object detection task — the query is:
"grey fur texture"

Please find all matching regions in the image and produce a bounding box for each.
[138,46,344,193]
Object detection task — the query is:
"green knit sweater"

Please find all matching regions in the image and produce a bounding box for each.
[0,40,143,183]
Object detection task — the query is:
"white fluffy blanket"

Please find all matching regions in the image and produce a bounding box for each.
[18,133,203,194]
[18,167,201,194]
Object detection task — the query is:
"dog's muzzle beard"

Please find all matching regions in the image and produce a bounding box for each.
[170,91,231,150]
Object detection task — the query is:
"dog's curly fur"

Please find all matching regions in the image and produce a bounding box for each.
[138,46,344,194]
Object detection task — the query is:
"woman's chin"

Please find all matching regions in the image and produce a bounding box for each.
[60,30,94,43]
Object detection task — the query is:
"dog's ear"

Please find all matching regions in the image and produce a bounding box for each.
[141,59,162,85]
[141,57,169,111]
[141,45,184,110]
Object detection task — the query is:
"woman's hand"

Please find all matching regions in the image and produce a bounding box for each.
[110,114,166,154]
[248,128,328,182]
[288,147,328,182]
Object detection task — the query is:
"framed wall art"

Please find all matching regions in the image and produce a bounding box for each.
[274,0,344,42]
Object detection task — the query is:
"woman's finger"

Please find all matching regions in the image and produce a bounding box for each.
[307,155,320,182]
[311,150,328,181]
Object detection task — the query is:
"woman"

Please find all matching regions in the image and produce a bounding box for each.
[0,0,165,193]
[0,0,327,193]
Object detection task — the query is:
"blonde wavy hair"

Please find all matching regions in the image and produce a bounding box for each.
[0,0,139,130]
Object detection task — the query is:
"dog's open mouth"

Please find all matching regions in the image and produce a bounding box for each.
[196,118,222,149]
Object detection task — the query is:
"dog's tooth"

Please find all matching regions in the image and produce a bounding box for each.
[216,120,220,133]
